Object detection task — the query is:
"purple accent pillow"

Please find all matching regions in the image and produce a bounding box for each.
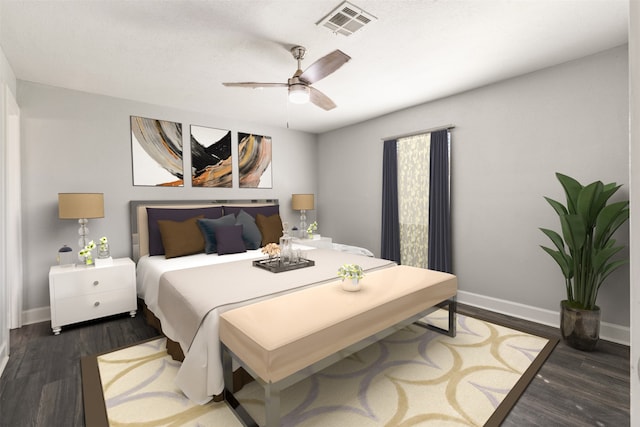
[222,205,279,219]
[215,225,247,255]
[147,207,224,256]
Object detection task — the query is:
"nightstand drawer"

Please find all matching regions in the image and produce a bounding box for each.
[50,260,134,299]
[52,289,137,327]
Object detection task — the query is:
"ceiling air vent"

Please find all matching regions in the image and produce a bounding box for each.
[317,1,377,37]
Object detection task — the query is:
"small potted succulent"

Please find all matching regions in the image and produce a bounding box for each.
[338,263,364,291]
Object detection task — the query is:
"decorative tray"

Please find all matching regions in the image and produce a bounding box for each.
[252,257,315,273]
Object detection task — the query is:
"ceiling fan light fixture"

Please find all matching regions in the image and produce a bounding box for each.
[289,84,310,104]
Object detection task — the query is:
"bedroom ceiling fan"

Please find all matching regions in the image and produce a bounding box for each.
[222,46,351,111]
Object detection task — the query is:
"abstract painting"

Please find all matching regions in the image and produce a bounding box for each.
[238,132,272,188]
[130,116,184,186]
[191,125,232,188]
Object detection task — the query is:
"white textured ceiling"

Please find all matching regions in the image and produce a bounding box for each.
[0,0,629,134]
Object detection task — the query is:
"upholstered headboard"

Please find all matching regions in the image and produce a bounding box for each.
[130,199,278,261]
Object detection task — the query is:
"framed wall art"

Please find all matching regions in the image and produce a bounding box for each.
[191,125,233,188]
[238,132,272,188]
[130,116,184,187]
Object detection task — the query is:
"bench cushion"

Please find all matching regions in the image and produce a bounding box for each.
[219,265,457,384]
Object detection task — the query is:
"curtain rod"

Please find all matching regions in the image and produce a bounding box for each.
[381,124,455,142]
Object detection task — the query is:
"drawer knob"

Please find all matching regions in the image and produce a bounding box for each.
[94,301,100,307]
[93,280,99,286]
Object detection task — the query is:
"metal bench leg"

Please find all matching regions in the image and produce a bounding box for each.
[264,383,281,427]
[222,345,259,427]
[416,297,457,337]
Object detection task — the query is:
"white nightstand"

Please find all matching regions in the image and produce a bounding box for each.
[48,257,137,335]
[293,236,333,249]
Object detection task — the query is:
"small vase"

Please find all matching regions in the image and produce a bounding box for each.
[98,243,110,259]
[84,254,94,266]
[341,277,361,292]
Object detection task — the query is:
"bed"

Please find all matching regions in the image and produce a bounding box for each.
[130,199,398,404]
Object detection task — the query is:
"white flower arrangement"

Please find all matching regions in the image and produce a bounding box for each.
[79,240,96,264]
[307,221,318,238]
[99,236,108,252]
[338,263,364,281]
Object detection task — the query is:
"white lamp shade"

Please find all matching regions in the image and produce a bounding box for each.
[58,193,105,219]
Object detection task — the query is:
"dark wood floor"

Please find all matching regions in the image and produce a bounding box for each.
[0,303,629,426]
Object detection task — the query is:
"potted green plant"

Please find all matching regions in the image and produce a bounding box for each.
[540,173,629,351]
[338,263,364,292]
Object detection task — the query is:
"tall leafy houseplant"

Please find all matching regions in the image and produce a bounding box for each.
[540,173,629,310]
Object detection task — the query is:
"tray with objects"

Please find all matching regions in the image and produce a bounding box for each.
[252,257,315,273]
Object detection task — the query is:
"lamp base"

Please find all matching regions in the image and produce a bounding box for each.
[299,209,307,236]
[77,218,90,262]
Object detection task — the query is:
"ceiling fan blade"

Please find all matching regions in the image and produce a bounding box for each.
[309,86,337,111]
[299,50,351,85]
[222,82,288,88]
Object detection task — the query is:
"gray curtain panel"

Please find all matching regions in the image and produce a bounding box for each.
[428,129,452,273]
[381,139,401,263]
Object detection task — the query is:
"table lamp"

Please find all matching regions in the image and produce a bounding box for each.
[58,193,104,251]
[291,193,314,235]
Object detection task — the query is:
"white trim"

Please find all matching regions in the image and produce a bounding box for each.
[0,84,7,373]
[19,293,631,346]
[5,85,21,329]
[457,290,630,346]
[21,306,51,327]
[0,353,7,379]
[630,1,640,425]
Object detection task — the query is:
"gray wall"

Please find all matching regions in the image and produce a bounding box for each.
[318,46,630,328]
[18,81,317,314]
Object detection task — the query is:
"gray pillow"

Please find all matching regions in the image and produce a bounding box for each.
[235,209,262,250]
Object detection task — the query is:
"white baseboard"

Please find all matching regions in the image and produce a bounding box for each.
[0,340,8,378]
[457,290,630,346]
[18,296,631,346]
[0,354,7,379]
[21,306,50,326]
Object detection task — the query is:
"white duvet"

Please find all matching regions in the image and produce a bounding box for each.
[136,245,319,403]
[135,242,378,404]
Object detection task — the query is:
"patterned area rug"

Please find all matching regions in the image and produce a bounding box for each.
[81,311,557,426]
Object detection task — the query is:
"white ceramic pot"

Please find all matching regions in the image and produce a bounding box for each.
[341,278,361,292]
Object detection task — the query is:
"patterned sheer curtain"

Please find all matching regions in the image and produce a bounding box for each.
[397,133,430,268]
[428,130,452,273]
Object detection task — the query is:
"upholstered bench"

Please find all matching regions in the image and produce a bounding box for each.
[219,264,457,427]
